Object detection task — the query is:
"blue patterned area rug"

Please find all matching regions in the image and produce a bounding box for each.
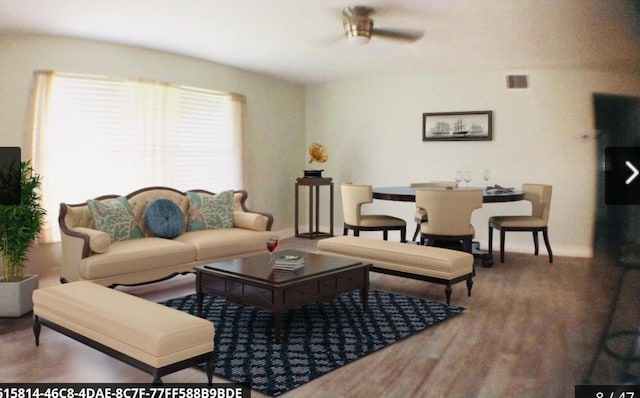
[162,290,464,396]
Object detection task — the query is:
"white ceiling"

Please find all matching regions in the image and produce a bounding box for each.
[0,0,638,84]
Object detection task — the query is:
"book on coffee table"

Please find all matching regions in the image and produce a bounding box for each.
[273,254,305,271]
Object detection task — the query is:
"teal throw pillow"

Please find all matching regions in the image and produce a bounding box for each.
[187,190,235,231]
[144,199,185,239]
[87,196,144,243]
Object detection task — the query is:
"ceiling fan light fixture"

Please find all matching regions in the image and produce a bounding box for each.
[346,33,371,45]
[343,17,373,45]
[340,5,422,45]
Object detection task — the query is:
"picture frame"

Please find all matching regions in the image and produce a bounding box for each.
[422,111,493,141]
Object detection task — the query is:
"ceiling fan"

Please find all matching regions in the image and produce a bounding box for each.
[342,6,424,45]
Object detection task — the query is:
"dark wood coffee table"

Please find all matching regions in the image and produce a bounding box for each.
[195,250,369,343]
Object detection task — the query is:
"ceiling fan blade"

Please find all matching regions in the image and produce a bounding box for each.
[372,28,424,42]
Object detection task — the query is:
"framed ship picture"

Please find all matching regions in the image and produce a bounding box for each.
[423,111,492,141]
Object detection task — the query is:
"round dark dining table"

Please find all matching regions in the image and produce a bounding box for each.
[372,186,525,203]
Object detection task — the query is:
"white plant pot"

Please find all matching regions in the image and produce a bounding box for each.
[0,274,39,317]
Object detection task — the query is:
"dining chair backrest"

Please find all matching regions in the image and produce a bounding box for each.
[415,188,483,236]
[341,183,373,226]
[523,183,552,224]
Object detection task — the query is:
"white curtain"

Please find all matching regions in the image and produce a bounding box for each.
[28,71,245,243]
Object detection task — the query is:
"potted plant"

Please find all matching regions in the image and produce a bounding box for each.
[0,160,46,317]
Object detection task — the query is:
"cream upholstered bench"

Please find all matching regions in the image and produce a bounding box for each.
[317,236,474,304]
[33,281,215,385]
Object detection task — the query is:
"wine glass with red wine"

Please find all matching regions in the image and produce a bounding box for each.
[267,236,279,264]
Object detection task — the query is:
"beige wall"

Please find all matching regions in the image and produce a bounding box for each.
[2,34,639,257]
[0,34,305,232]
[306,69,640,257]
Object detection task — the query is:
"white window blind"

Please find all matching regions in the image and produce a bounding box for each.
[29,71,244,242]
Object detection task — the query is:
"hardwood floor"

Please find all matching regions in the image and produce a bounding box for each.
[0,238,635,397]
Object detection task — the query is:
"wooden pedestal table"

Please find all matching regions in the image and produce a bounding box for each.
[295,177,334,239]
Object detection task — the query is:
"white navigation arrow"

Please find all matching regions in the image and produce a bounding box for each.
[625,161,639,185]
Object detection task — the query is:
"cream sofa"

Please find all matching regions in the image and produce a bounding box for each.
[58,186,274,286]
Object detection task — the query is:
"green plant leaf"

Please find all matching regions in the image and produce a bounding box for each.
[0,160,46,282]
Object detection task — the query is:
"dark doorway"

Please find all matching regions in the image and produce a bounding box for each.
[594,94,640,263]
[587,93,640,384]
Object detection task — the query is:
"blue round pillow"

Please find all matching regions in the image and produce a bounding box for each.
[144,199,185,239]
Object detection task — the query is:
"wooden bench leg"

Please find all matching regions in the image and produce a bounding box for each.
[33,315,41,346]
[466,277,473,297]
[205,358,214,386]
[444,285,452,305]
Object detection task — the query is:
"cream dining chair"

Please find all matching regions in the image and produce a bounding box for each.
[341,183,407,242]
[410,181,458,242]
[488,183,553,263]
[415,188,483,253]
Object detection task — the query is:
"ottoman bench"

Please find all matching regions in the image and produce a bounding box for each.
[317,236,474,304]
[33,281,215,385]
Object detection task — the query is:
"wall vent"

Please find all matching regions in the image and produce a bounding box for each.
[506,74,529,89]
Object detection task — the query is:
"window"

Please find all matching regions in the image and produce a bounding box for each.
[28,71,245,242]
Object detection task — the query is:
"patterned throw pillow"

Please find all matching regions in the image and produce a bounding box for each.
[187,190,235,231]
[87,196,144,243]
